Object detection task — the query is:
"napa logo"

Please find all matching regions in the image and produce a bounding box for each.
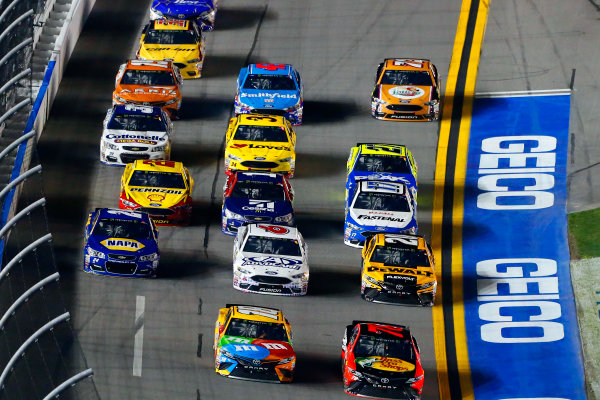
[100,238,145,251]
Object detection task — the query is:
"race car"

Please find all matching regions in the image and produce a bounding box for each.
[371,58,440,121]
[214,304,295,382]
[150,0,218,31]
[224,114,296,177]
[83,208,159,278]
[234,63,303,125]
[137,19,205,79]
[100,104,172,166]
[342,321,424,400]
[344,180,417,248]
[361,234,436,306]
[112,59,183,119]
[222,171,295,235]
[119,160,194,226]
[232,224,309,296]
[346,143,418,200]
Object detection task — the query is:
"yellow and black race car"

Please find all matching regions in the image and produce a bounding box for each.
[361,233,437,306]
[137,19,205,79]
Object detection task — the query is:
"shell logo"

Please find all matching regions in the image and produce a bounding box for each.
[388,86,425,99]
[147,193,166,202]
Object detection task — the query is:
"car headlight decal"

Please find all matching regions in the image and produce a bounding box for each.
[86,247,105,259]
[274,213,293,223]
[224,209,245,221]
[139,252,158,262]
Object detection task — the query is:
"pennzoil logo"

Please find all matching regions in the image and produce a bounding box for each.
[367,266,433,277]
[130,188,183,194]
[145,48,194,52]
[100,238,145,251]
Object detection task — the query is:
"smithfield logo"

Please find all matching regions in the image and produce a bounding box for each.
[241,92,297,99]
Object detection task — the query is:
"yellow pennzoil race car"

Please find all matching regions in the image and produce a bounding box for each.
[361,233,436,306]
[371,58,440,121]
[137,19,205,79]
[119,160,194,226]
[214,304,296,383]
[224,114,296,177]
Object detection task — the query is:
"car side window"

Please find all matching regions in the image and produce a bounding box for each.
[350,325,360,349]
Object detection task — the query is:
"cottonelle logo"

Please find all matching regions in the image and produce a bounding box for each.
[100,238,145,251]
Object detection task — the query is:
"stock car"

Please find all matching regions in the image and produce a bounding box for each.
[371,58,440,121]
[137,19,205,79]
[344,181,417,248]
[234,63,303,125]
[346,143,418,199]
[119,160,194,226]
[232,224,309,296]
[112,59,183,119]
[150,0,218,31]
[83,208,159,277]
[342,321,424,400]
[361,234,436,306]
[214,304,296,383]
[222,172,295,235]
[224,114,296,177]
[100,104,172,166]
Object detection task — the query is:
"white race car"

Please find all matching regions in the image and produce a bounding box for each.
[100,104,172,166]
[233,223,309,296]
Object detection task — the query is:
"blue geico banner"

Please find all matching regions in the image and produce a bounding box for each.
[463,94,586,400]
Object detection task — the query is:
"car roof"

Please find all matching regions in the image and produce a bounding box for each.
[229,304,285,323]
[373,233,427,249]
[131,160,185,173]
[125,59,174,71]
[113,104,163,117]
[235,113,289,127]
[358,180,408,194]
[382,58,431,72]
[96,207,152,223]
[356,143,409,157]
[150,19,191,31]
[247,63,294,76]
[246,223,299,239]
[234,171,284,184]
[356,321,412,340]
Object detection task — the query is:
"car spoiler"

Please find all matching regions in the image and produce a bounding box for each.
[351,320,409,330]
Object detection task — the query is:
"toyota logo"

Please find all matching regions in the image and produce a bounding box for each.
[395,284,404,290]
[252,359,261,366]
[381,377,389,384]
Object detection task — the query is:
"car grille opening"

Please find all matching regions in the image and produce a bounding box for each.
[123,146,149,152]
[105,262,137,274]
[240,161,279,169]
[120,153,150,164]
[386,104,423,112]
[174,63,187,69]
[244,215,272,223]
[252,275,292,284]
[137,207,175,216]
[128,100,168,107]
[108,254,136,261]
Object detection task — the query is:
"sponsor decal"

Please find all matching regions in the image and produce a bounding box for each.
[100,238,145,251]
[356,356,415,372]
[155,19,187,28]
[241,92,297,99]
[145,48,194,52]
[358,215,405,222]
[368,266,433,277]
[255,63,286,71]
[113,139,158,144]
[147,194,165,202]
[230,143,291,151]
[106,134,164,141]
[355,174,410,184]
[388,86,425,99]
[131,88,177,95]
[242,256,302,269]
[241,200,275,212]
[130,188,183,194]
[388,114,419,119]
[259,287,282,293]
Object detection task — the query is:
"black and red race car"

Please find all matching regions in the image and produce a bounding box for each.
[341,321,424,400]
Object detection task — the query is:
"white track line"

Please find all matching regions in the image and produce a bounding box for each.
[475,88,571,98]
[133,295,145,377]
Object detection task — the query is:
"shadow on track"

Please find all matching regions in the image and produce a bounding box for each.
[202,55,268,79]
[179,97,233,121]
[308,268,360,296]
[215,7,276,31]
[294,351,341,384]
[302,100,361,125]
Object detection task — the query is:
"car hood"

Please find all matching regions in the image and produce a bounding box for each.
[227,141,293,160]
[87,235,157,254]
[238,89,300,109]
[224,197,293,218]
[348,173,416,192]
[125,186,189,208]
[236,252,308,276]
[152,0,213,17]
[115,85,179,101]
[138,44,199,63]
[219,335,295,360]
[378,84,432,105]
[103,129,168,146]
[355,356,416,374]
[350,209,413,229]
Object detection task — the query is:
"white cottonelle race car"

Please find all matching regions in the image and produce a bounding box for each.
[232,223,309,296]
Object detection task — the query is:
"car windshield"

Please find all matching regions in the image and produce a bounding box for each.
[121,69,175,86]
[354,335,414,360]
[225,318,288,342]
[108,113,166,131]
[243,236,301,257]
[243,74,297,91]
[231,182,285,201]
[92,218,152,240]
[380,70,433,86]
[355,154,411,174]
[354,192,411,212]
[371,246,429,267]
[128,170,186,189]
[233,125,289,142]
[144,29,197,45]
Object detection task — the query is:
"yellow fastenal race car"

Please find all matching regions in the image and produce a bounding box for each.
[137,19,205,79]
[361,233,437,306]
[224,114,296,177]
[213,304,296,383]
[119,160,194,226]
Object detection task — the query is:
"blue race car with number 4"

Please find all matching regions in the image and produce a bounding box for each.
[234,63,303,125]
[150,0,218,31]
[83,208,160,278]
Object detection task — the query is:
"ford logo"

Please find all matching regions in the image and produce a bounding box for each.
[254,157,266,160]
[381,378,389,384]
[150,203,162,207]
[265,271,278,275]
[252,359,261,366]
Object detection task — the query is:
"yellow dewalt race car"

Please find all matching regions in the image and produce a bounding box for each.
[361,233,436,306]
[224,114,296,177]
[137,19,205,79]
[119,160,194,226]
[213,304,296,383]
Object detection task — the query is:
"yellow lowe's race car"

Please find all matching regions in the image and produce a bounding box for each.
[137,19,205,79]
[361,233,437,306]
[119,160,194,226]
[224,114,296,177]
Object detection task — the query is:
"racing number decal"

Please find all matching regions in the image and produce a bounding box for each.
[235,306,280,320]
[255,63,286,71]
[365,144,403,155]
[258,225,290,235]
[142,160,176,168]
[384,236,419,247]
[106,209,143,219]
[392,59,424,68]
[246,115,278,123]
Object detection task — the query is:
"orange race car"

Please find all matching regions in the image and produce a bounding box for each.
[371,58,440,122]
[112,59,183,119]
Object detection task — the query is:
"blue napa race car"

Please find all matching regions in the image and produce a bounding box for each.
[234,63,303,125]
[149,0,218,31]
[83,208,160,277]
[344,180,417,248]
[222,171,295,235]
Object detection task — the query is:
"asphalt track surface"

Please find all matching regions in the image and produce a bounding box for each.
[35,0,600,399]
